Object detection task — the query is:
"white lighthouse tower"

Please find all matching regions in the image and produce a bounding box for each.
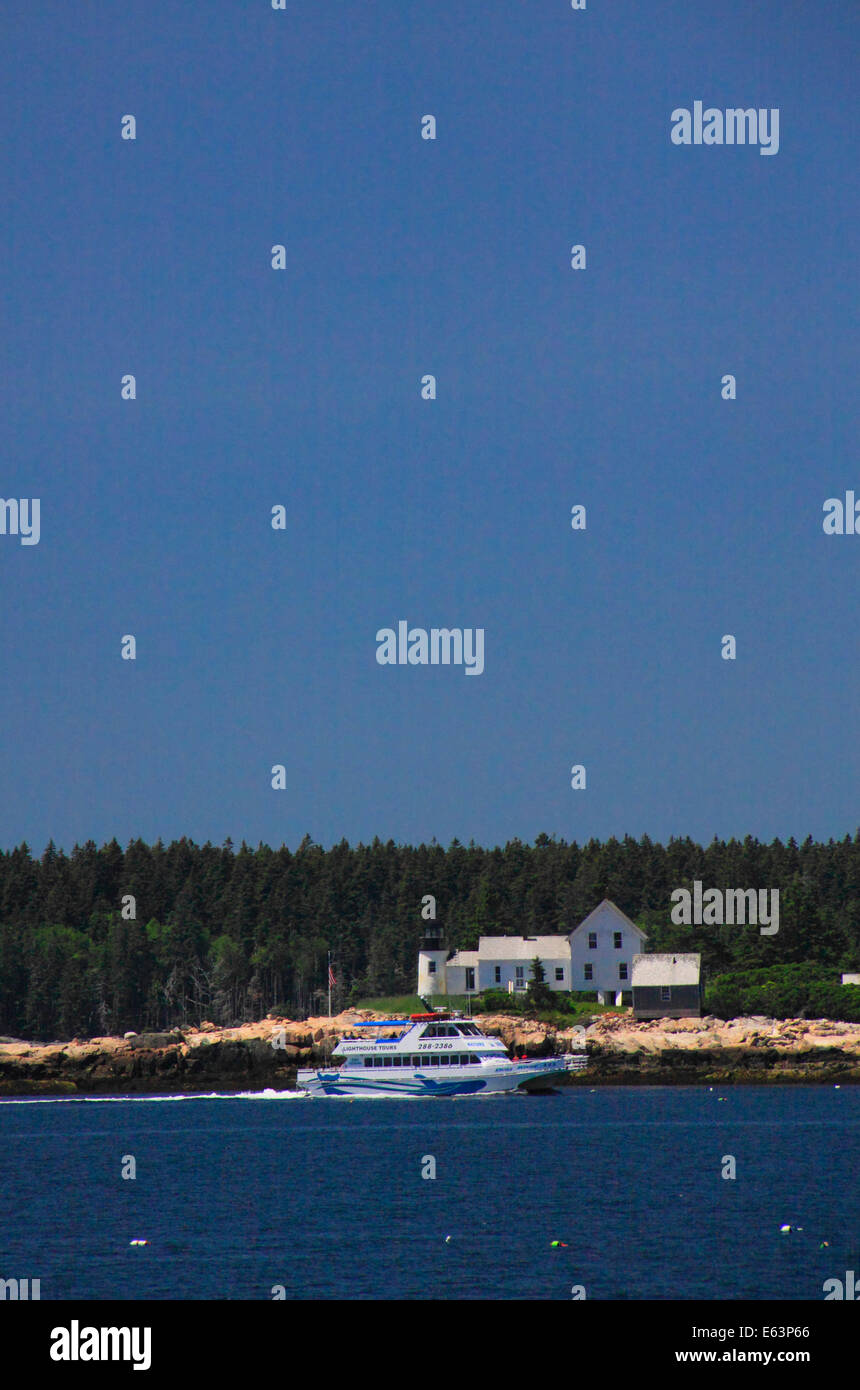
[417,923,448,997]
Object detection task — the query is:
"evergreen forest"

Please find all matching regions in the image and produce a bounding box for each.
[0,832,857,1040]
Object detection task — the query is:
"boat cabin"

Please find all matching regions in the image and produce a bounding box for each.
[331,1012,504,1071]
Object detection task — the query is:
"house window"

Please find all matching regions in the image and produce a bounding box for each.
[618,963,628,980]
[428,960,436,974]
[494,965,501,984]
[588,932,597,949]
[465,967,475,991]
[584,964,593,982]
[614,932,622,949]
[555,967,564,982]
[515,966,524,982]
[661,985,671,1002]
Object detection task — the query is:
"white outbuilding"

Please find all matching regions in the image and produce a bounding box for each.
[632,953,703,1019]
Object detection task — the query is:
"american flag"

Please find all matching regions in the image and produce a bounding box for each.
[328,963,337,989]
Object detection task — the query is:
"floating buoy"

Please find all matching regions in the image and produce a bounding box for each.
[550,1240,569,1248]
[444,1235,452,1243]
[819,1241,830,1249]
[129,1239,148,1246]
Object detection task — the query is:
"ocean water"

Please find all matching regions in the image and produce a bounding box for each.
[1,1086,857,1301]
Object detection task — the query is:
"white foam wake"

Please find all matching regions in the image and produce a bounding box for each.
[0,1089,310,1106]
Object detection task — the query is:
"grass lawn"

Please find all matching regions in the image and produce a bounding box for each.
[349,995,627,1024]
[350,995,474,1015]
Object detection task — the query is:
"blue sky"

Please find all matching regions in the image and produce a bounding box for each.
[0,1,856,854]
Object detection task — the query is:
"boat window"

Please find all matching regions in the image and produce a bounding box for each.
[383,1056,393,1067]
[439,1055,449,1066]
[412,1056,421,1067]
[430,1055,440,1066]
[421,1025,438,1038]
[364,1058,373,1068]
[373,1057,383,1067]
[392,1056,401,1066]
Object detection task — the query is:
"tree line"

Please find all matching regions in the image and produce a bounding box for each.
[0,831,857,1040]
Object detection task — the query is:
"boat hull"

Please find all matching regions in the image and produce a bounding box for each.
[295,1055,585,1097]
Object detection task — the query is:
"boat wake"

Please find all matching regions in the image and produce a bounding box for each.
[0,1089,311,1106]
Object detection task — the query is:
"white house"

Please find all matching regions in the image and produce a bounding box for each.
[418,899,647,1006]
[569,901,647,1001]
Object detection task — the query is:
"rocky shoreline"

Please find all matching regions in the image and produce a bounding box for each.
[1,1010,860,1096]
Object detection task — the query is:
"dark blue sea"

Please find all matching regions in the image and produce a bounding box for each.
[1,1086,858,1300]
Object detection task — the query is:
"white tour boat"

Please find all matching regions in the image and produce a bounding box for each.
[296,1012,587,1097]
